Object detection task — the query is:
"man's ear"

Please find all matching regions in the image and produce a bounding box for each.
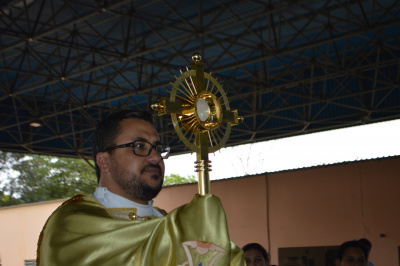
[96,152,110,173]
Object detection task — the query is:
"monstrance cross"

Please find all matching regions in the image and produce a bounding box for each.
[152,54,243,195]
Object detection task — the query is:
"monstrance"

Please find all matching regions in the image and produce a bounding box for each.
[152,54,243,195]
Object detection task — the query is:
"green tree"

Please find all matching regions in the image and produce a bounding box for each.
[0,151,198,207]
[0,151,24,206]
[0,152,97,206]
[163,173,196,186]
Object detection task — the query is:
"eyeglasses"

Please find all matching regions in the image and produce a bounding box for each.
[105,140,170,159]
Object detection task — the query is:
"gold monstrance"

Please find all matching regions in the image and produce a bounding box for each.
[152,54,243,195]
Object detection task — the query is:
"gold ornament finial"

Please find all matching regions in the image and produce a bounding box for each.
[192,53,202,62]
[151,102,160,110]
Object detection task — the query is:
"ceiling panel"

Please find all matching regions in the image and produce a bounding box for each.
[0,0,399,160]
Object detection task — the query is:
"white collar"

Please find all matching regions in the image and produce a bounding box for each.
[92,187,160,217]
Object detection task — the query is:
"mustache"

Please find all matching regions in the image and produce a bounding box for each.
[141,163,162,175]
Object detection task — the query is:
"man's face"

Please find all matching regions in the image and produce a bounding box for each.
[336,247,367,266]
[104,118,165,203]
[244,249,269,266]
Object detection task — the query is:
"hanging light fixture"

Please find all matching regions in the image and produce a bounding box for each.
[29,121,42,127]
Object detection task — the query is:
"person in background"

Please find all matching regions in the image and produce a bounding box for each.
[243,243,270,266]
[358,238,375,266]
[335,240,368,266]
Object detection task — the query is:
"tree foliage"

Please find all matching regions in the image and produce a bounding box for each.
[0,152,97,207]
[163,173,196,186]
[0,151,197,207]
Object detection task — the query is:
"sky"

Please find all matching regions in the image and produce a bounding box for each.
[164,119,400,180]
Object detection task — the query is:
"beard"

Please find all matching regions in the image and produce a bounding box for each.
[110,162,164,202]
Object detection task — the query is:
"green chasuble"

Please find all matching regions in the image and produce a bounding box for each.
[37,193,244,266]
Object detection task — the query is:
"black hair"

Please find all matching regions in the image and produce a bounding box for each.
[335,240,369,261]
[92,109,155,182]
[242,243,270,263]
[359,238,372,250]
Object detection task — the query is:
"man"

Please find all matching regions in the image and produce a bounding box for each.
[92,110,169,219]
[37,109,244,266]
[335,240,368,266]
[243,243,270,266]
